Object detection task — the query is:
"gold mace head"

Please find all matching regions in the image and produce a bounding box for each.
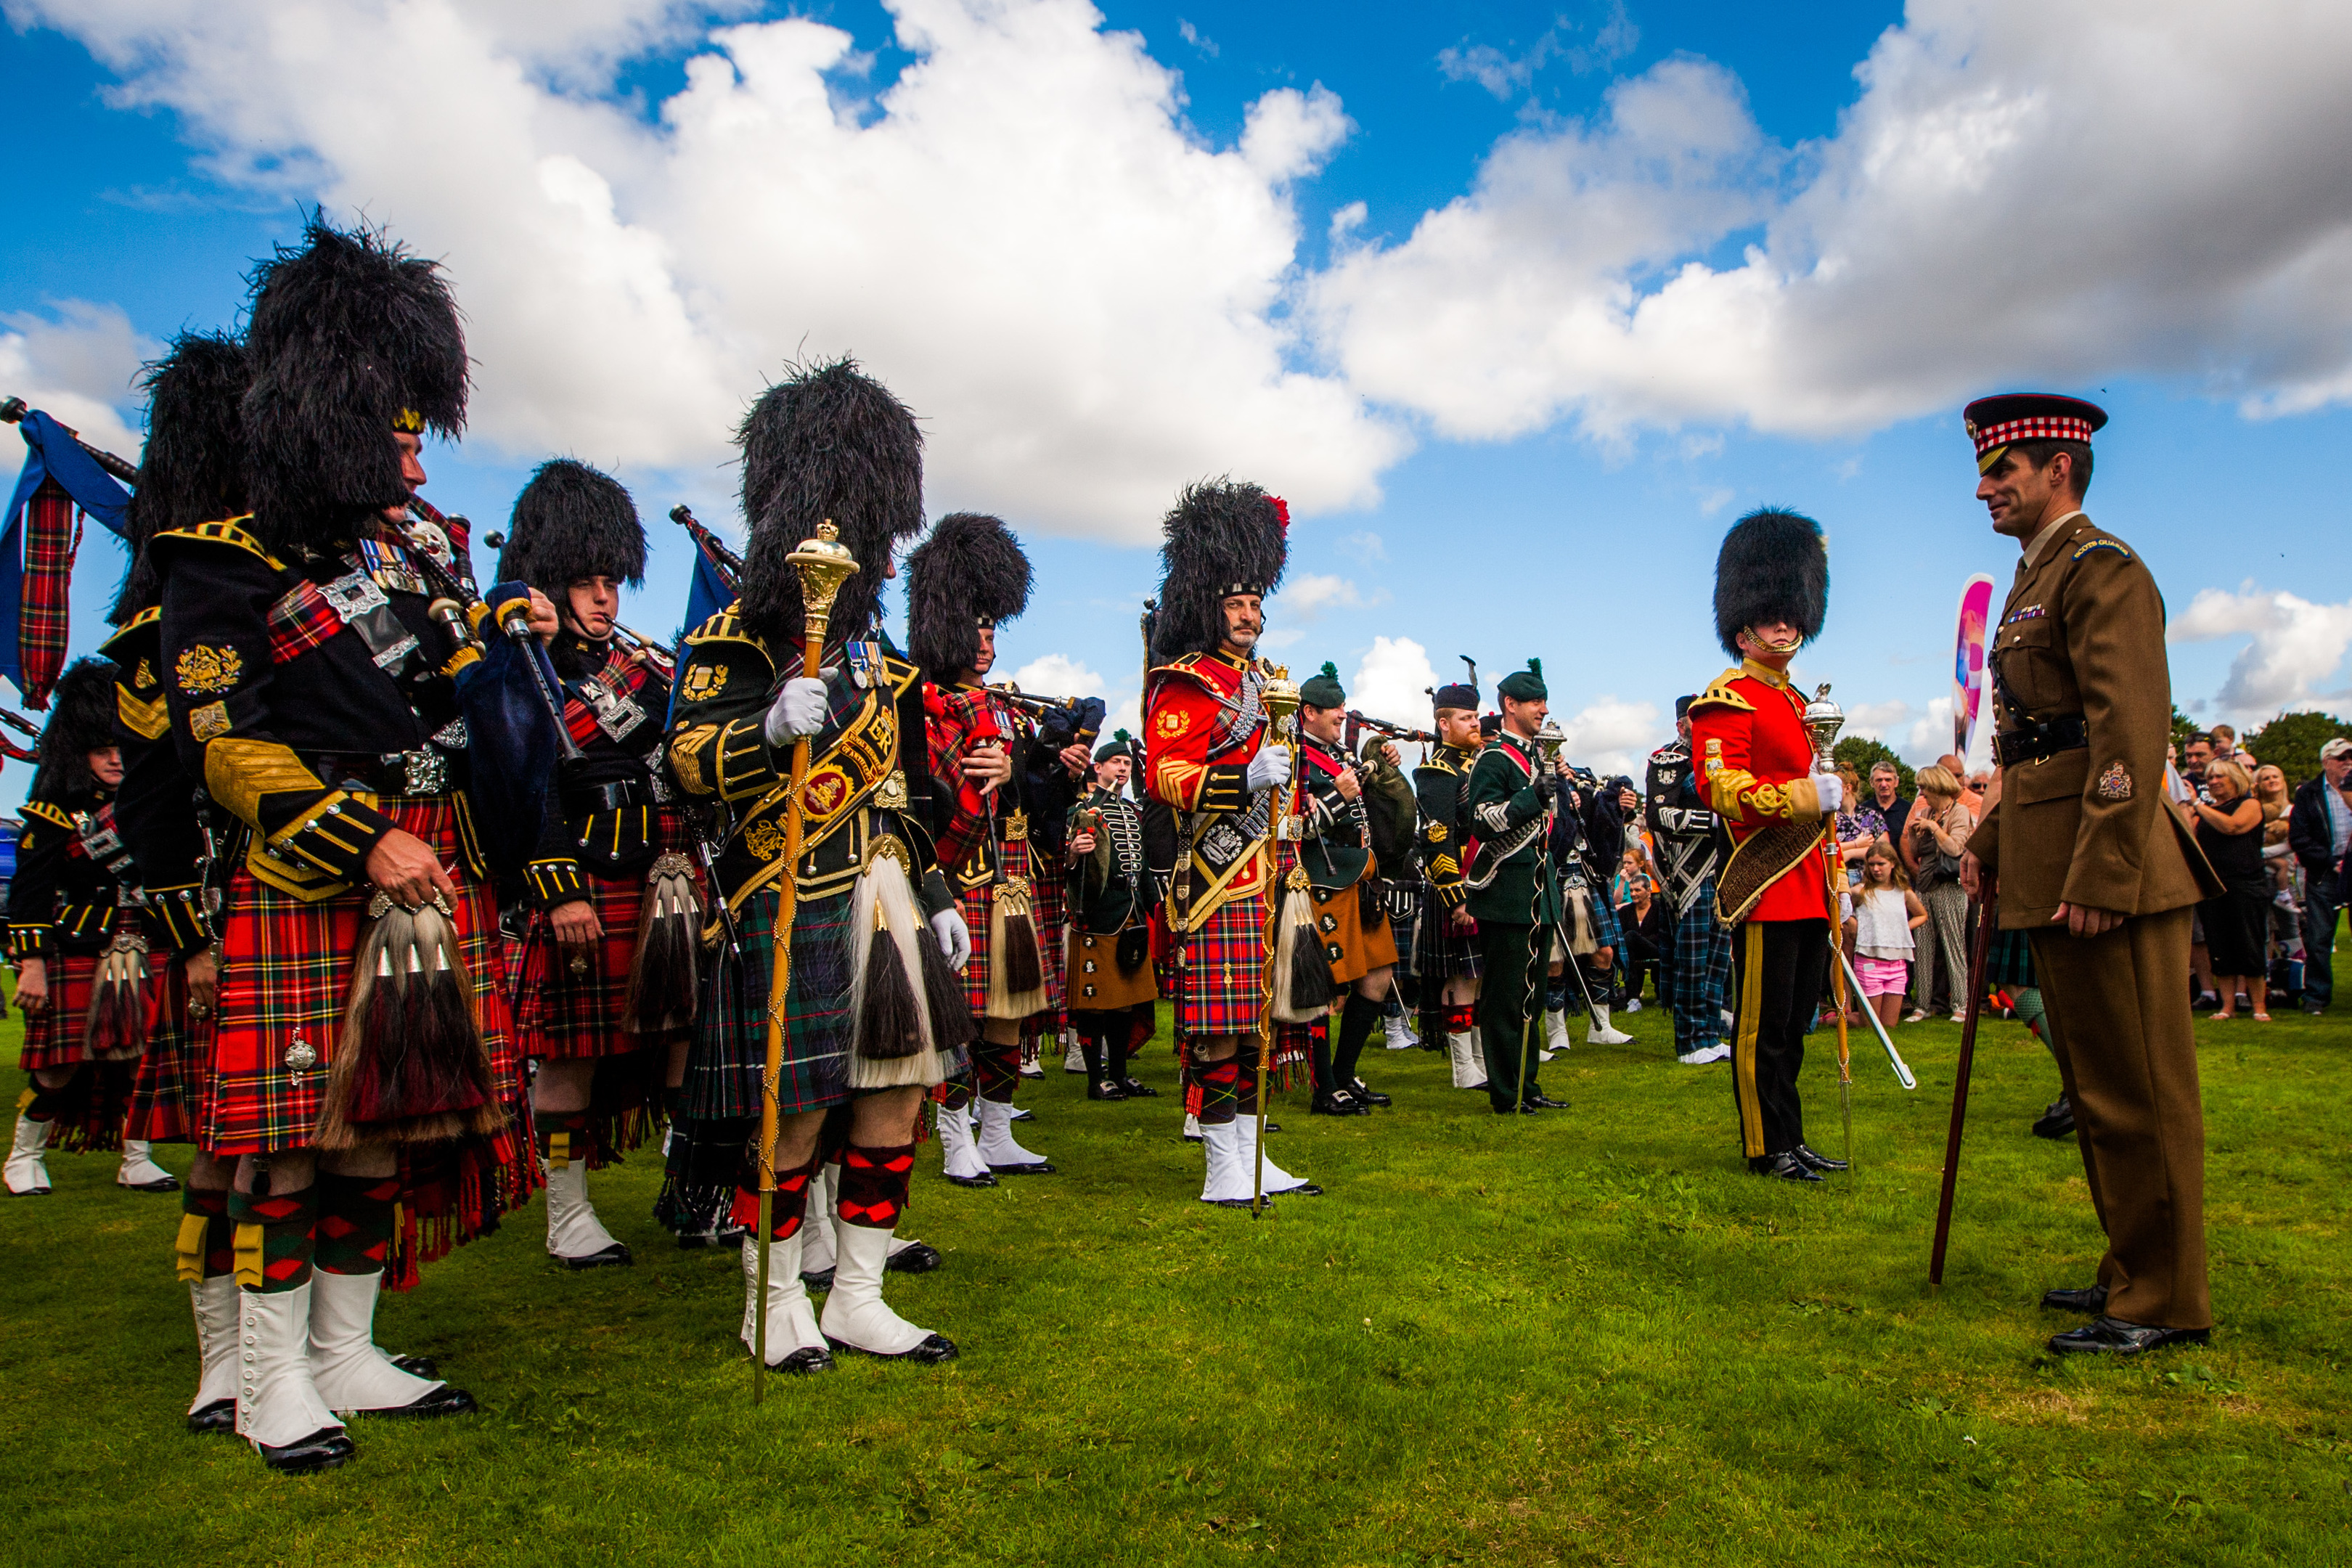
[788,518,859,628]
[1259,663,1302,738]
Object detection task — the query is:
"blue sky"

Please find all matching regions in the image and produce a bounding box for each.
[5,0,2349,815]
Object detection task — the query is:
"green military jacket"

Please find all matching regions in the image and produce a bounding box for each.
[1463,730,1563,927]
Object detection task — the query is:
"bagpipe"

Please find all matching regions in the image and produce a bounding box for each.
[987,682,1106,756]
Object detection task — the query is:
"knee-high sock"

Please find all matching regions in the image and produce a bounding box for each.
[1194,1056,1242,1127]
[534,1107,596,1170]
[728,1152,819,1240]
[1308,1023,1336,1093]
[229,1184,316,1294]
[973,1038,1022,1104]
[1332,992,1381,1087]
[837,1143,917,1230]
[314,1173,398,1278]
[1105,1020,1132,1083]
[175,1185,235,1284]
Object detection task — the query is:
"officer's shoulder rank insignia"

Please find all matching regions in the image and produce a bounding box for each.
[188,701,231,743]
[1154,708,1190,739]
[681,661,727,701]
[175,644,243,695]
[2096,762,2133,801]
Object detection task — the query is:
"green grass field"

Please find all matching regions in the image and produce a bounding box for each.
[3,976,2348,1567]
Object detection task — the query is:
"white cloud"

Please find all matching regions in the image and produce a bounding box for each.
[1318,1,2352,442]
[1347,635,1438,729]
[1176,18,1216,59]
[1841,698,1913,740]
[1436,3,1638,100]
[2168,584,2352,722]
[1549,694,1662,779]
[23,0,1403,538]
[1001,651,1105,701]
[0,302,153,464]
[1268,571,1371,621]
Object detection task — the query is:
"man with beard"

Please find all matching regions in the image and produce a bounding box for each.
[668,358,971,1370]
[1143,481,1322,1207]
[1063,731,1161,1100]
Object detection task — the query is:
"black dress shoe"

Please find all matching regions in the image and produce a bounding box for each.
[1202,1196,1268,1209]
[886,1240,942,1274]
[1009,1107,1036,1123]
[558,1241,634,1270]
[1117,1077,1159,1098]
[258,1426,356,1473]
[187,1397,236,1435]
[1493,1103,1534,1116]
[2032,1095,2075,1139]
[1350,1080,1392,1107]
[1522,1094,1569,1110]
[362,1384,478,1418]
[828,1332,959,1364]
[1749,1151,1824,1183]
[2046,1316,2210,1355]
[772,1345,836,1375]
[799,1267,836,1293]
[1270,1183,1326,1196]
[985,1159,1057,1175]
[1310,1091,1367,1116]
[391,1354,438,1379]
[1793,1144,1848,1173]
[944,1169,1000,1188]
[121,1173,181,1193]
[1086,1079,1129,1101]
[2040,1283,2108,1314]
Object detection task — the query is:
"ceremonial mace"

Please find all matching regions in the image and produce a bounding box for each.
[751,520,857,1400]
[1251,666,1302,1220]
[1928,890,1996,1286]
[1802,686,1857,1175]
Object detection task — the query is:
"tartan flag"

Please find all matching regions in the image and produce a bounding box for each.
[1,407,133,709]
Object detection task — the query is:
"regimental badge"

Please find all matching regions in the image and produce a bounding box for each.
[801,765,852,821]
[744,817,787,861]
[681,662,727,702]
[175,644,243,695]
[1154,708,1190,739]
[1425,822,1448,843]
[189,701,231,743]
[134,658,155,690]
[2097,763,2133,801]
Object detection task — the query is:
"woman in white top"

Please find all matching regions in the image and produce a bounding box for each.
[1846,836,1928,1034]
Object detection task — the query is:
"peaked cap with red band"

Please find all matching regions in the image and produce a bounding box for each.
[1964,392,2108,474]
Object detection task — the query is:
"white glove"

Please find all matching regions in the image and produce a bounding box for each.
[763,677,829,744]
[1813,772,1844,815]
[930,906,971,972]
[1245,745,1292,793]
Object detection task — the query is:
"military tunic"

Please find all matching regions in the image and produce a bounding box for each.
[1462,730,1563,1109]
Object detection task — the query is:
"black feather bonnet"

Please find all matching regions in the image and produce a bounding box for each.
[240,218,469,556]
[1151,478,1289,660]
[496,459,646,593]
[735,356,924,649]
[28,658,123,803]
[905,512,1032,680]
[114,330,251,626]
[1712,507,1829,660]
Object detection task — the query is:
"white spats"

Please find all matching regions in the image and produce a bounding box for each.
[1382,1011,1419,1050]
[236,1284,343,1449]
[307,1270,447,1414]
[820,1222,944,1357]
[936,1102,992,1182]
[1238,1111,1314,1195]
[5,1113,53,1196]
[1449,1029,1489,1090]
[1545,1010,1573,1058]
[1197,1119,1250,1204]
[542,1159,623,1262]
[739,1233,825,1365]
[1680,1042,1732,1066]
[188,1275,242,1418]
[800,1164,838,1277]
[1062,1031,1087,1073]
[1183,1111,1204,1142]
[1587,1005,1633,1045]
[117,1140,178,1191]
[975,1098,1050,1171]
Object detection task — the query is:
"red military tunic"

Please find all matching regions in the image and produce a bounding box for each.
[1688,659,1832,926]
[1145,649,1273,919]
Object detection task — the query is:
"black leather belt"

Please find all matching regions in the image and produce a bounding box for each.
[1993,714,2088,767]
[310,748,452,797]
[561,778,653,816]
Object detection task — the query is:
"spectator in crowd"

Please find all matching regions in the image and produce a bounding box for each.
[1866,761,1913,849]
[1935,753,1985,816]
[1903,763,1975,1023]
[1834,762,1883,878]
[1617,870,1670,1010]
[1848,837,1927,1034]
[2175,732,2219,1005]
[2256,765,2306,1003]
[2192,756,2271,1019]
[2210,723,2247,763]
[2287,737,2352,1016]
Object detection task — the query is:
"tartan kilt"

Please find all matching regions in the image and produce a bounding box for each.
[1169,880,1312,1069]
[1312,881,1397,987]
[1985,926,2036,989]
[20,1061,133,1153]
[126,958,201,1144]
[204,796,528,1164]
[955,879,1055,1026]
[685,883,970,1123]
[17,947,99,1071]
[1416,886,1482,979]
[512,812,703,1065]
[1029,868,1068,1021]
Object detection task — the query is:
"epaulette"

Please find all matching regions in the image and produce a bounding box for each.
[682,601,758,649]
[1689,669,1755,714]
[2072,538,2132,561]
[151,517,285,571]
[21,800,75,831]
[97,605,161,658]
[878,650,922,696]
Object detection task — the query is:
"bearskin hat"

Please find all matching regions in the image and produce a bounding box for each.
[495,459,647,594]
[905,512,1032,680]
[240,218,469,556]
[1150,479,1288,660]
[1712,507,1829,660]
[28,657,123,803]
[735,356,923,649]
[113,330,251,626]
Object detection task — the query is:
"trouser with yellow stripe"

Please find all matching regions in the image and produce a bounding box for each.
[1728,918,1828,1159]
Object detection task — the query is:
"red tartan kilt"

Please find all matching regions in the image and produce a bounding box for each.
[513,816,701,1063]
[17,948,99,1071]
[204,796,526,1159]
[1029,870,1067,1017]
[1175,886,1280,1038]
[127,958,204,1143]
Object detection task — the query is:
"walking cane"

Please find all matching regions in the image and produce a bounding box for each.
[1251,669,1302,1219]
[751,520,857,1401]
[1927,891,1997,1286]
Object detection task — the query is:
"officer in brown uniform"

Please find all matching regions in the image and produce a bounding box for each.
[1957,393,2224,1356]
